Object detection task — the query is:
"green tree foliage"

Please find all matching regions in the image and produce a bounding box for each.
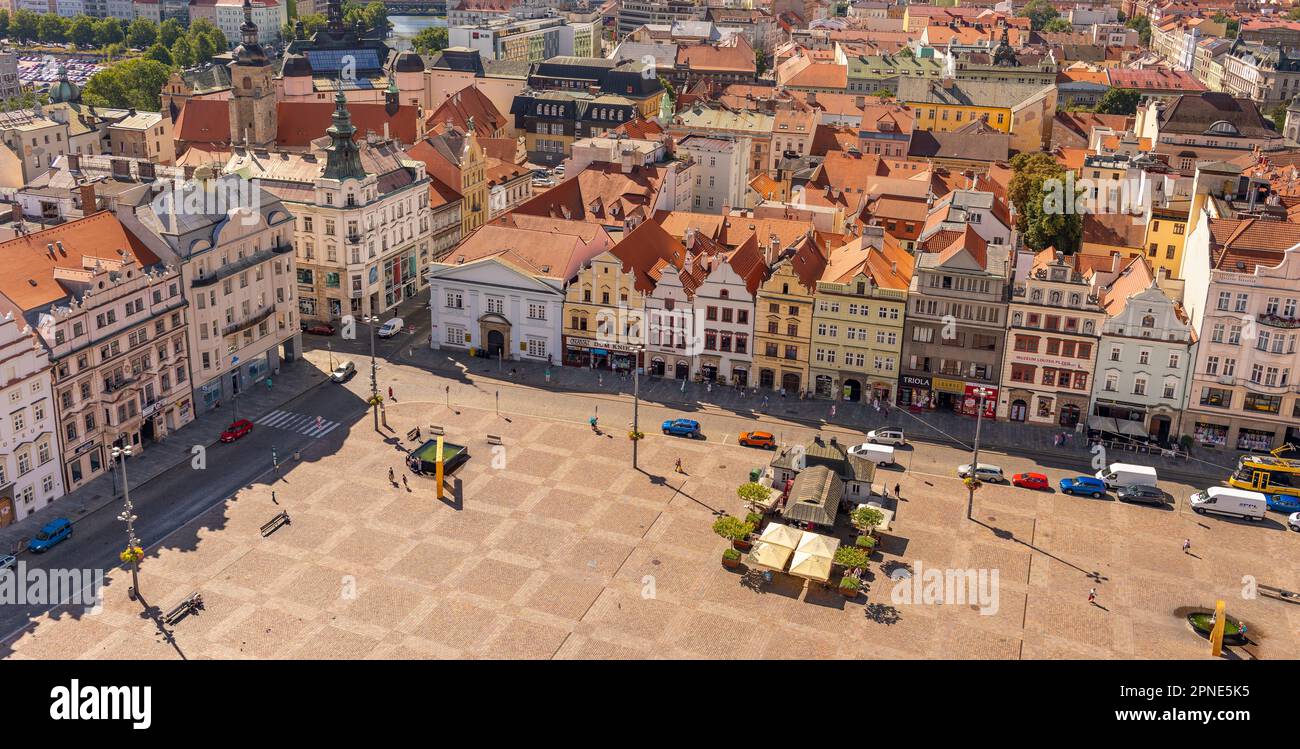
[283,12,328,41]
[11,9,39,42]
[145,42,173,66]
[68,16,96,48]
[411,26,449,55]
[170,37,195,68]
[755,49,768,76]
[36,13,67,42]
[1023,0,1059,31]
[127,18,157,48]
[1093,87,1141,116]
[1009,152,1082,253]
[92,17,123,46]
[1269,102,1288,133]
[1126,16,1151,46]
[0,10,9,37]
[1043,18,1072,33]
[159,18,184,48]
[81,57,171,110]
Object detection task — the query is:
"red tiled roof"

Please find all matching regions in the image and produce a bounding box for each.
[1105,68,1206,93]
[610,219,687,294]
[177,99,421,147]
[936,225,987,269]
[427,85,508,137]
[1207,218,1300,273]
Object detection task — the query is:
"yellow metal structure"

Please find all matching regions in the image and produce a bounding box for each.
[1210,599,1226,657]
[435,436,445,500]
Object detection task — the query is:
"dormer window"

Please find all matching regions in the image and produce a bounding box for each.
[1206,120,1240,136]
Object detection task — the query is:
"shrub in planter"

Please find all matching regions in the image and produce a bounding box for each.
[712,515,755,543]
[851,505,885,534]
[833,546,870,569]
[737,481,770,512]
[855,535,877,551]
[838,576,860,597]
[722,547,742,568]
[745,512,764,527]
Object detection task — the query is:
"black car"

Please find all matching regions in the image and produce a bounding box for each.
[1117,484,1167,505]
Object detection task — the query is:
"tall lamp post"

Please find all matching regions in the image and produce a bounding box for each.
[230,355,241,423]
[112,442,141,601]
[966,387,994,521]
[364,314,380,431]
[631,345,644,469]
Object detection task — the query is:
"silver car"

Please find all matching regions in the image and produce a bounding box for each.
[957,463,1005,483]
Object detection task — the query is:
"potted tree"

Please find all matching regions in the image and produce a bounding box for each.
[851,505,885,551]
[838,575,861,598]
[745,511,765,532]
[833,546,870,571]
[712,515,756,553]
[737,481,771,515]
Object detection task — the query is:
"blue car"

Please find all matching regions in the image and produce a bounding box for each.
[661,418,703,438]
[1059,476,1107,498]
[28,518,73,553]
[1266,494,1300,513]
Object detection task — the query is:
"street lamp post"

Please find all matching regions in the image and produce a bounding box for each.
[230,355,241,423]
[632,345,643,469]
[364,314,379,431]
[112,443,140,601]
[967,387,994,521]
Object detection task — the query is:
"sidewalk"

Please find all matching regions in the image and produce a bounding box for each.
[396,344,1231,483]
[0,358,329,554]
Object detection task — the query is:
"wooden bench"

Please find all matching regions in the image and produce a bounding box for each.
[486,434,503,446]
[260,511,291,537]
[428,425,445,436]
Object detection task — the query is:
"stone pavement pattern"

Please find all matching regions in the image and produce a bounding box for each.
[7,393,1297,660]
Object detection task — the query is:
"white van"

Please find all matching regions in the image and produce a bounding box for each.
[1188,486,1266,521]
[377,317,404,338]
[849,442,895,466]
[1095,463,1158,490]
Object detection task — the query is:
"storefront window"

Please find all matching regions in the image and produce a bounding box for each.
[1237,428,1273,452]
[1194,422,1227,446]
[1244,393,1281,414]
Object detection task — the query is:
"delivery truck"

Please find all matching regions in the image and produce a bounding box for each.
[1094,463,1158,490]
[1188,486,1267,521]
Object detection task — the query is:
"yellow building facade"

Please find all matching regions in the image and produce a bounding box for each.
[561,250,646,370]
[754,236,825,394]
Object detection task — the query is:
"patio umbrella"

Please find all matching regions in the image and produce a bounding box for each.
[796,530,840,559]
[1118,419,1148,439]
[757,522,803,550]
[747,541,793,572]
[788,550,833,583]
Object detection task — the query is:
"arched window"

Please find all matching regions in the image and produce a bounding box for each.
[1142,315,1155,327]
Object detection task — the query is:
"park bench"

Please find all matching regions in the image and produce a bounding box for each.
[260,511,291,537]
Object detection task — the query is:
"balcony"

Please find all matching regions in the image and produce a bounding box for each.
[346,233,362,245]
[1258,312,1300,329]
[193,243,291,287]
[223,305,276,338]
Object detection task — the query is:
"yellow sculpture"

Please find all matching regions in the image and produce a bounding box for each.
[435,436,445,500]
[1209,599,1226,657]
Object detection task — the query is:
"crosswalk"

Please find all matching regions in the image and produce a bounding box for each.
[255,410,342,439]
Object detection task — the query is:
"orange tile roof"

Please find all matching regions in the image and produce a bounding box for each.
[936,225,987,270]
[176,99,421,148]
[676,36,757,74]
[610,219,687,294]
[0,212,161,312]
[614,117,665,140]
[1098,254,1155,317]
[652,210,727,241]
[511,163,671,227]
[810,124,858,155]
[428,175,462,209]
[1207,218,1300,273]
[750,173,781,201]
[786,63,848,90]
[427,85,508,137]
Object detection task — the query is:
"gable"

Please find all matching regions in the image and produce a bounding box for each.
[429,256,564,297]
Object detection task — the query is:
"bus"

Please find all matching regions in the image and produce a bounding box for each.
[1228,447,1300,499]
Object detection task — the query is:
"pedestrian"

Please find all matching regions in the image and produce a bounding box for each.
[674,457,684,473]
[590,415,599,432]
[271,490,277,505]
[1088,588,1097,605]
[1239,622,1248,640]
[1182,538,1191,554]
[830,404,837,419]
[388,385,394,400]
[388,466,395,484]
[510,368,516,378]
[780,387,786,399]
[402,474,409,490]
[894,483,901,499]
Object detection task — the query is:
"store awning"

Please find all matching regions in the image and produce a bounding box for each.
[1088,415,1120,434]
[1117,419,1148,438]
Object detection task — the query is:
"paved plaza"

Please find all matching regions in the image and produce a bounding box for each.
[5,350,1298,659]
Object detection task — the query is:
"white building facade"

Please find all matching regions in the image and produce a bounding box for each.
[0,313,64,528]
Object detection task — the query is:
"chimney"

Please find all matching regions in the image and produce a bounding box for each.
[80,182,97,213]
[806,91,817,105]
[854,95,864,108]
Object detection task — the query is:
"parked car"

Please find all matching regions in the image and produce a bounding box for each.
[1060,476,1108,498]
[376,317,404,338]
[330,361,356,383]
[220,419,254,443]
[1117,484,1167,505]
[304,323,336,336]
[1289,512,1300,532]
[957,463,1004,483]
[864,428,906,446]
[1012,472,1049,490]
[28,518,72,553]
[1266,494,1300,513]
[662,419,702,438]
[738,431,776,449]
[0,554,15,571]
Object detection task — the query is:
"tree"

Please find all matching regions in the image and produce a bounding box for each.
[69,15,96,48]
[1094,87,1141,116]
[850,505,885,534]
[755,49,768,76]
[897,45,914,58]
[1023,0,1059,31]
[1290,7,1300,21]
[37,13,68,43]
[1126,16,1151,47]
[737,482,771,512]
[144,42,173,66]
[1269,102,1288,133]
[411,25,448,55]
[192,32,217,65]
[170,37,194,68]
[1212,12,1239,38]
[11,9,39,43]
[1009,152,1082,253]
[1043,18,1072,33]
[81,58,171,110]
[93,16,124,47]
[127,18,157,49]
[0,10,9,37]
[159,18,184,47]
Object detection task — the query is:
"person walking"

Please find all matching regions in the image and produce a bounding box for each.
[674,457,684,474]
[1182,538,1191,554]
[388,466,395,485]
[388,385,394,400]
[402,474,409,491]
[894,483,901,499]
[589,415,599,432]
[1088,588,1097,605]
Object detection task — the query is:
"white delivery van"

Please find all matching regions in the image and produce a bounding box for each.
[377,317,404,338]
[1095,463,1158,490]
[853,443,895,466]
[1188,486,1267,520]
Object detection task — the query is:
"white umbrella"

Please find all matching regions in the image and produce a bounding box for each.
[788,550,833,583]
[757,522,803,550]
[796,530,840,559]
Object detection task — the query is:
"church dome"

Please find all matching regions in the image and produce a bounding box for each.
[48,64,80,103]
[394,49,425,74]
[233,41,270,67]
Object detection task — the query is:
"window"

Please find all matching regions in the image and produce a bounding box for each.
[446,291,463,309]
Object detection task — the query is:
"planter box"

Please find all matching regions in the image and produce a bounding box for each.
[722,555,742,569]
[733,539,753,552]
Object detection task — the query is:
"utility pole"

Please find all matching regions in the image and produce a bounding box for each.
[365,314,379,431]
[967,387,993,521]
[112,443,140,601]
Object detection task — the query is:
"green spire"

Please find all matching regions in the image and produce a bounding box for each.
[323,88,365,181]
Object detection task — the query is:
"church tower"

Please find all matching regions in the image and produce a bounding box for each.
[228,0,276,147]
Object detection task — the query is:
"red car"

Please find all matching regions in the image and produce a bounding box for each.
[220,419,254,443]
[1012,472,1049,490]
[305,323,336,336]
